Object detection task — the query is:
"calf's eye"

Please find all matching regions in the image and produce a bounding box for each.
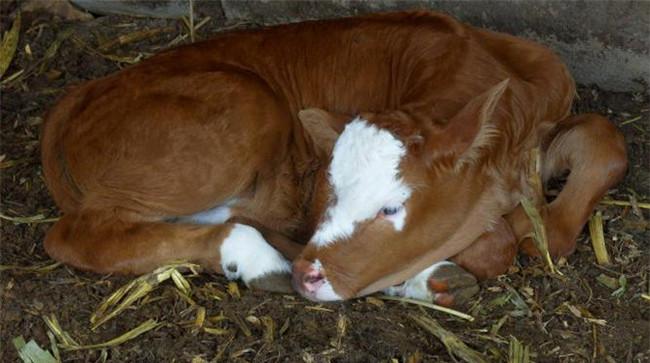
[381,206,402,216]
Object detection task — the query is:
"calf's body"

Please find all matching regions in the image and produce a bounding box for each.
[41,12,627,303]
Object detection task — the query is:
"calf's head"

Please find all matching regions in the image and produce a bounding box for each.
[294,80,510,301]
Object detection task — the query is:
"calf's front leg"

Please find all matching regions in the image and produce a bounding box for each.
[384,217,517,306]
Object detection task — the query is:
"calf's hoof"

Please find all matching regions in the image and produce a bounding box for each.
[384,261,479,307]
[219,224,293,293]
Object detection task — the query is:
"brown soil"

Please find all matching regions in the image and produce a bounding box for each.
[1,6,649,363]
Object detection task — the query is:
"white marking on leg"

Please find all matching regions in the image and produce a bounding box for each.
[383,261,455,301]
[312,118,411,247]
[219,224,290,285]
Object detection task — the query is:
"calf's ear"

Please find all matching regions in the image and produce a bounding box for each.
[426,79,509,166]
[298,108,350,155]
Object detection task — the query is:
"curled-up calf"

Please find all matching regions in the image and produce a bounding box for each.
[41,11,627,306]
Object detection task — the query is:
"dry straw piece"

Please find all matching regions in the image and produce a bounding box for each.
[98,27,175,52]
[261,316,276,344]
[410,313,486,363]
[330,314,348,350]
[0,212,59,224]
[12,336,57,363]
[599,199,650,209]
[508,336,530,363]
[44,314,159,351]
[520,198,560,275]
[0,12,20,78]
[588,210,610,265]
[379,295,475,322]
[521,147,560,275]
[0,262,60,273]
[90,262,199,330]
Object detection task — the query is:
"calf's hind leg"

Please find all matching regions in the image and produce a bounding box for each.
[510,113,628,257]
[44,212,294,292]
[387,114,627,306]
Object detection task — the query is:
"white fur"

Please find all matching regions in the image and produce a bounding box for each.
[312,118,411,246]
[312,258,324,271]
[178,199,237,225]
[219,224,290,284]
[383,261,455,301]
[313,280,343,301]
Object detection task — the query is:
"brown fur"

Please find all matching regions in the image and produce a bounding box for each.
[41,11,627,298]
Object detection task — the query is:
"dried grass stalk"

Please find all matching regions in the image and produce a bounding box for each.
[304,305,335,313]
[0,262,61,273]
[12,335,58,363]
[171,269,192,295]
[379,295,475,322]
[261,316,275,344]
[188,0,195,43]
[203,327,229,336]
[45,314,159,351]
[521,147,560,275]
[168,16,211,47]
[620,115,641,125]
[98,28,174,51]
[90,262,199,329]
[410,314,486,363]
[588,211,610,265]
[227,281,240,299]
[227,312,251,337]
[194,306,206,329]
[599,199,650,209]
[330,314,348,350]
[0,12,20,78]
[0,213,59,224]
[42,315,79,348]
[490,315,509,336]
[527,148,544,203]
[279,317,290,336]
[46,331,60,362]
[508,336,530,363]
[520,198,559,275]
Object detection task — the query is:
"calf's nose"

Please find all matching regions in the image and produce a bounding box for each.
[291,258,325,298]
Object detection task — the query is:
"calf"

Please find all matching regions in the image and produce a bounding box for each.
[41,11,627,305]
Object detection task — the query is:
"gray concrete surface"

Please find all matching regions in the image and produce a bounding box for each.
[70,0,650,93]
[70,0,189,18]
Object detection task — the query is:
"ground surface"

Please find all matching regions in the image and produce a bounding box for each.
[1,6,649,363]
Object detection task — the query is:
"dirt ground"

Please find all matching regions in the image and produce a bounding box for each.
[1,5,649,363]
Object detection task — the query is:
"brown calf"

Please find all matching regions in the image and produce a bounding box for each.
[41,11,627,305]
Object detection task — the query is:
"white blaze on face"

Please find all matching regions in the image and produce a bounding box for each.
[312,118,412,247]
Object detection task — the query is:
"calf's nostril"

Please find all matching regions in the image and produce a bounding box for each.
[291,259,327,296]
